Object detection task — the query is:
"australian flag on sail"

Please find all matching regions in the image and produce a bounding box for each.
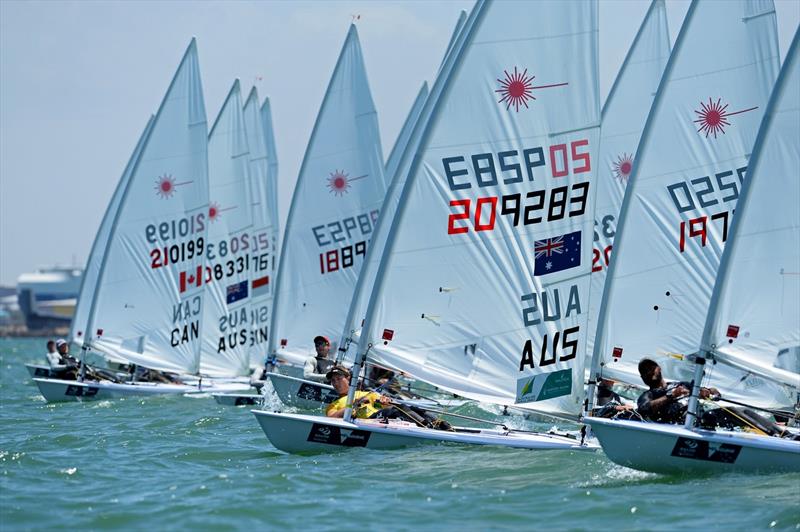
[226,280,249,304]
[533,230,581,276]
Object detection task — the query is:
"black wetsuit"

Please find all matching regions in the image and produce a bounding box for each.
[637,381,691,424]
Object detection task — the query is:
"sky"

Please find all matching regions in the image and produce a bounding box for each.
[1,0,798,286]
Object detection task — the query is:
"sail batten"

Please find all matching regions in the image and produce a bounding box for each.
[701,29,800,391]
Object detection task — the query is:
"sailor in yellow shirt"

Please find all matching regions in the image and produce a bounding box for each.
[325,366,392,418]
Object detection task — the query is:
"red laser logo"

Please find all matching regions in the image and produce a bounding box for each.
[496,67,568,112]
[694,98,758,138]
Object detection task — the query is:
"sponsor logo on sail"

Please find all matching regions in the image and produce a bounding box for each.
[495,67,568,112]
[326,169,369,196]
[693,98,758,139]
[154,174,193,199]
[516,368,573,402]
[533,230,581,276]
[612,153,633,183]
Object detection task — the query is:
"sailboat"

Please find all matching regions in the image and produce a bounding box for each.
[253,0,602,452]
[261,24,387,398]
[584,2,799,473]
[33,40,249,402]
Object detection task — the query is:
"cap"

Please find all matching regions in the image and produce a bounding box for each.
[326,366,351,380]
[313,335,330,346]
[56,339,67,347]
[638,357,658,377]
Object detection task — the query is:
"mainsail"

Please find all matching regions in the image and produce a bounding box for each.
[590,1,781,398]
[587,0,670,354]
[357,0,601,420]
[268,24,386,366]
[87,39,210,374]
[243,87,277,370]
[701,29,800,391]
[71,114,154,361]
[201,80,254,377]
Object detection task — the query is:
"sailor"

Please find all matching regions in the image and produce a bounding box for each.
[303,335,334,383]
[55,339,80,380]
[594,378,635,418]
[324,366,452,430]
[636,358,718,424]
[324,366,391,418]
[44,339,61,369]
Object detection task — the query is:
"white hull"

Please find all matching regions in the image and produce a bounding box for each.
[33,377,251,403]
[252,410,597,454]
[585,417,800,474]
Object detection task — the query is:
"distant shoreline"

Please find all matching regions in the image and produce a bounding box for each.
[0,325,69,339]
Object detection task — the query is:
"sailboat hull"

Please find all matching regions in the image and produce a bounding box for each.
[252,410,597,454]
[33,377,251,403]
[267,373,338,408]
[25,364,62,379]
[585,417,800,474]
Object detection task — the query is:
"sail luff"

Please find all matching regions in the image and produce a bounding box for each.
[586,0,672,392]
[700,29,800,390]
[201,79,254,377]
[71,114,154,355]
[268,24,386,366]
[88,39,209,374]
[589,3,699,391]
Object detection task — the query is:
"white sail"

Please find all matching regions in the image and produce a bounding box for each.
[268,25,386,366]
[587,0,670,355]
[339,83,429,352]
[590,1,780,394]
[260,97,280,266]
[243,87,276,370]
[358,0,600,420]
[200,80,254,377]
[701,29,800,391]
[71,115,154,359]
[88,39,209,374]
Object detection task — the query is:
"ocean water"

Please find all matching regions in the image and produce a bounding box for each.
[1,337,798,530]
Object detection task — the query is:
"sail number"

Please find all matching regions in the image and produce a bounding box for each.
[442,140,591,191]
[151,237,204,269]
[666,166,745,213]
[319,241,367,275]
[447,183,589,235]
[519,326,580,370]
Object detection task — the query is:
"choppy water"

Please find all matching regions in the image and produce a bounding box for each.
[1,338,798,530]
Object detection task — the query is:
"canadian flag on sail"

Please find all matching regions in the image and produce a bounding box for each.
[179,266,204,293]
